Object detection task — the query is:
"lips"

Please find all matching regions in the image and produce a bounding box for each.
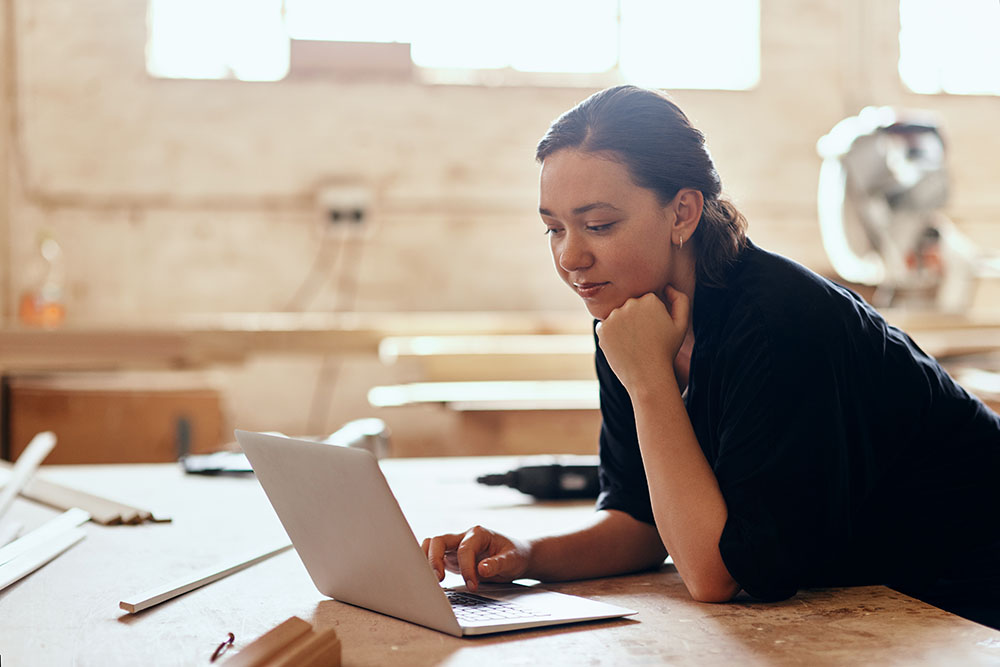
[573,282,608,298]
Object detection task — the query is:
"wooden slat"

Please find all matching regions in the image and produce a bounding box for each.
[0,432,56,519]
[119,541,293,614]
[0,508,89,566]
[379,334,595,381]
[0,527,85,592]
[367,380,599,410]
[220,616,313,667]
[0,462,167,524]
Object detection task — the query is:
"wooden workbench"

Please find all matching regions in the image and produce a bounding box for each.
[1,457,998,665]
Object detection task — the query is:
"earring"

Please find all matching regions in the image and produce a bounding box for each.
[678,235,684,250]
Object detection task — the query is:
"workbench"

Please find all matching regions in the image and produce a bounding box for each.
[1,456,998,665]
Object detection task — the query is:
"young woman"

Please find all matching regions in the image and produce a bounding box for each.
[422,85,1000,627]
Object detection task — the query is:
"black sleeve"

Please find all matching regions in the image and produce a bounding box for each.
[592,321,656,525]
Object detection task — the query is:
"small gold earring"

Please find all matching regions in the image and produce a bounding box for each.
[678,235,684,250]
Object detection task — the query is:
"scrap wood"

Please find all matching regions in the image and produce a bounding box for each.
[0,461,170,525]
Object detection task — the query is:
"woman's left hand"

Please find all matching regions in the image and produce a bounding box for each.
[595,285,690,393]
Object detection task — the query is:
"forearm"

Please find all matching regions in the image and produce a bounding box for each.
[524,509,667,582]
[630,376,740,602]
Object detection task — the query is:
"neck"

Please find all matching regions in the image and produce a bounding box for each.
[669,251,697,391]
[669,248,698,308]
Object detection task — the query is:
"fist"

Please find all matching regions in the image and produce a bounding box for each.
[596,286,690,393]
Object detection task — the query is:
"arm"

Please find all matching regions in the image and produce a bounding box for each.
[597,289,740,602]
[628,368,740,601]
[422,508,666,591]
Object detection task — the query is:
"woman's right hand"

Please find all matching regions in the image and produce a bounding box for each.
[421,526,531,591]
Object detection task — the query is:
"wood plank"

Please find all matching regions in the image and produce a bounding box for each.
[0,461,167,524]
[0,508,89,566]
[119,541,293,614]
[367,380,599,410]
[0,526,85,592]
[266,627,342,667]
[0,431,55,519]
[379,334,595,381]
[220,616,313,667]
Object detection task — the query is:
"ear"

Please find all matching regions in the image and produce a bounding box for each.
[667,188,703,247]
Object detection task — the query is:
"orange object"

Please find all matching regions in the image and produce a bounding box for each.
[18,232,66,328]
[18,290,66,328]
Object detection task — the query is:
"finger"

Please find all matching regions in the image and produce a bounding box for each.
[662,285,691,329]
[426,534,463,581]
[456,527,490,591]
[477,550,515,580]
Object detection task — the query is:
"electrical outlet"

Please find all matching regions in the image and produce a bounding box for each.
[316,185,372,235]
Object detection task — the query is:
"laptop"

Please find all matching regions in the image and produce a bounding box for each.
[234,429,637,636]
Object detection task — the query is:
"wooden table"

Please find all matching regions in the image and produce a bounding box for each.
[1,457,998,666]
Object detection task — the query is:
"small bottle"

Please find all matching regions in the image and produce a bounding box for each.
[18,231,66,328]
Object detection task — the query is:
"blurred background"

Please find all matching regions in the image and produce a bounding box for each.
[1,0,998,463]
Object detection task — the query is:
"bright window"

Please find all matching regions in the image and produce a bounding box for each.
[147,0,759,90]
[898,0,1000,95]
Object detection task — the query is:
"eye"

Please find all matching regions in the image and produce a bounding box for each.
[543,227,562,236]
[586,222,617,233]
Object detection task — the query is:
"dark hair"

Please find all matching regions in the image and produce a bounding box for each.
[535,85,747,287]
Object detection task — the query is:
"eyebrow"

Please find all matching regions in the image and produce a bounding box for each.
[539,201,624,218]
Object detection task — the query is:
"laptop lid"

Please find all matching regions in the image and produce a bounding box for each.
[236,429,462,636]
[235,430,636,636]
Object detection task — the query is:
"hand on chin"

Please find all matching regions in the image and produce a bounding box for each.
[594,286,690,392]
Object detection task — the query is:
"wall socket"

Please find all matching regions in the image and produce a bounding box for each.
[316,185,372,235]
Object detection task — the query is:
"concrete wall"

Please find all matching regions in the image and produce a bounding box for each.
[3,0,999,448]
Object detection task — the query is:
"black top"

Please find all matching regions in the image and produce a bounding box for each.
[595,241,1000,603]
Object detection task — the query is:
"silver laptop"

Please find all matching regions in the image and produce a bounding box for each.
[235,429,636,636]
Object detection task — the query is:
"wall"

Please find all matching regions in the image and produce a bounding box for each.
[2,0,999,449]
[0,0,10,320]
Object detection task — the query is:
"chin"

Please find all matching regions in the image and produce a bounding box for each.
[584,302,611,321]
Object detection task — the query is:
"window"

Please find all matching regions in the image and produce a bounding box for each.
[898,0,1000,95]
[146,0,760,90]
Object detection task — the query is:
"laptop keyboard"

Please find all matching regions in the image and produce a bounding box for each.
[445,590,551,623]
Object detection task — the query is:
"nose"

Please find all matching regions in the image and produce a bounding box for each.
[556,230,594,272]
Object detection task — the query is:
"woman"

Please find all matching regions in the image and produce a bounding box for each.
[422,85,1000,627]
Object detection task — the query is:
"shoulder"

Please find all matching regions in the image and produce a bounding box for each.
[693,242,896,389]
[711,243,884,347]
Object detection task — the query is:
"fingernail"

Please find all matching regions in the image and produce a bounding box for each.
[465,579,475,590]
